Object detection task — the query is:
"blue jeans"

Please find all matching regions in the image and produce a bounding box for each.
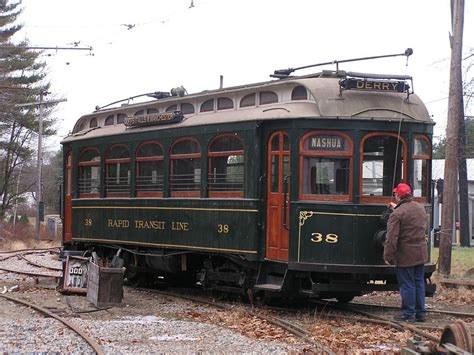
[395,264,426,320]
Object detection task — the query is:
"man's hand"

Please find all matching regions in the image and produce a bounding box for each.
[384,259,392,265]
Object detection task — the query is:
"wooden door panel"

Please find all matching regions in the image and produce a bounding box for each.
[265,132,289,262]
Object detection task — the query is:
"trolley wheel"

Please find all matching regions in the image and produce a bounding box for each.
[440,320,473,352]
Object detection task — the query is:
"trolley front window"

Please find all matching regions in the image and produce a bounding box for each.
[413,135,431,199]
[299,131,352,201]
[170,138,201,197]
[361,133,406,201]
[78,148,100,197]
[208,134,244,197]
[136,142,164,197]
[105,145,130,197]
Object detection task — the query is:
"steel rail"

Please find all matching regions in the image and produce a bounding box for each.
[0,247,60,261]
[348,300,474,318]
[0,247,61,255]
[19,254,63,271]
[136,288,335,354]
[0,293,105,355]
[312,300,440,342]
[0,265,60,278]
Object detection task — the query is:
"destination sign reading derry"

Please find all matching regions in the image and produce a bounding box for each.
[308,135,346,151]
[125,111,184,127]
[339,78,409,93]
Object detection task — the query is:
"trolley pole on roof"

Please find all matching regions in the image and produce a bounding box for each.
[439,0,465,276]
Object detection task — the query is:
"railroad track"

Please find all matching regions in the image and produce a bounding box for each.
[0,247,61,261]
[0,293,104,355]
[134,285,474,352]
[311,300,440,342]
[0,248,62,280]
[439,278,474,290]
[136,287,336,354]
[346,300,474,318]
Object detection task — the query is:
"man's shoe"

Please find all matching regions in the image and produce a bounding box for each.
[415,317,426,323]
[393,314,415,323]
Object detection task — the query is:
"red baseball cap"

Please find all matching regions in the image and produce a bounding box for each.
[393,183,412,197]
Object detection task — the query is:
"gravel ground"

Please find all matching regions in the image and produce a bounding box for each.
[0,251,311,353]
[1,250,473,354]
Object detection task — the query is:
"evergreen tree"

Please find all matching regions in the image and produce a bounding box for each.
[0,0,56,217]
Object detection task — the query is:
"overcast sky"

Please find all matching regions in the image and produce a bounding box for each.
[15,0,474,152]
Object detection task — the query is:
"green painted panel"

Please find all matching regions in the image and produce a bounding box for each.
[72,199,260,256]
[294,204,388,265]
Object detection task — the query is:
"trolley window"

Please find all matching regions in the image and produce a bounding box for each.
[217,97,234,110]
[89,117,98,128]
[134,110,145,116]
[136,142,164,197]
[117,113,126,124]
[181,103,195,114]
[291,86,308,100]
[208,134,244,198]
[170,138,201,197]
[299,131,352,201]
[78,148,100,197]
[105,115,114,126]
[240,93,255,108]
[166,105,177,112]
[65,153,72,195]
[361,133,407,202]
[105,145,130,197]
[147,108,159,114]
[200,99,214,113]
[260,91,278,105]
[412,135,431,199]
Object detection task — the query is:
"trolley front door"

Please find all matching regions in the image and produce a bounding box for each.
[64,153,73,242]
[266,132,290,261]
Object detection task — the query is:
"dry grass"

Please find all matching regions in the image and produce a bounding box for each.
[430,246,474,278]
[0,223,61,251]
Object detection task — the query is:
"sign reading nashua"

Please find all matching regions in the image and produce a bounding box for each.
[308,135,346,151]
[125,111,184,127]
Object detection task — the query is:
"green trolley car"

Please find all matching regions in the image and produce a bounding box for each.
[61,64,436,302]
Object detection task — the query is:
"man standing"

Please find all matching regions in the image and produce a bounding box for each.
[384,183,428,323]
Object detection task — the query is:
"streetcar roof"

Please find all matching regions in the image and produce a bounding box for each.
[62,72,433,143]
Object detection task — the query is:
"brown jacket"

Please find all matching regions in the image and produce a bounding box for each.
[383,197,428,267]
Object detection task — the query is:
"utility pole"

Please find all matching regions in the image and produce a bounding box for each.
[18,94,67,241]
[439,0,465,275]
[35,91,45,241]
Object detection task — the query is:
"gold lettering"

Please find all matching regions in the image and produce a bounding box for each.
[356,80,365,89]
[134,220,166,230]
[311,233,323,243]
[107,219,129,228]
[373,82,381,90]
[325,233,339,243]
[311,232,339,244]
[382,82,390,90]
[172,221,190,231]
[217,224,230,234]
